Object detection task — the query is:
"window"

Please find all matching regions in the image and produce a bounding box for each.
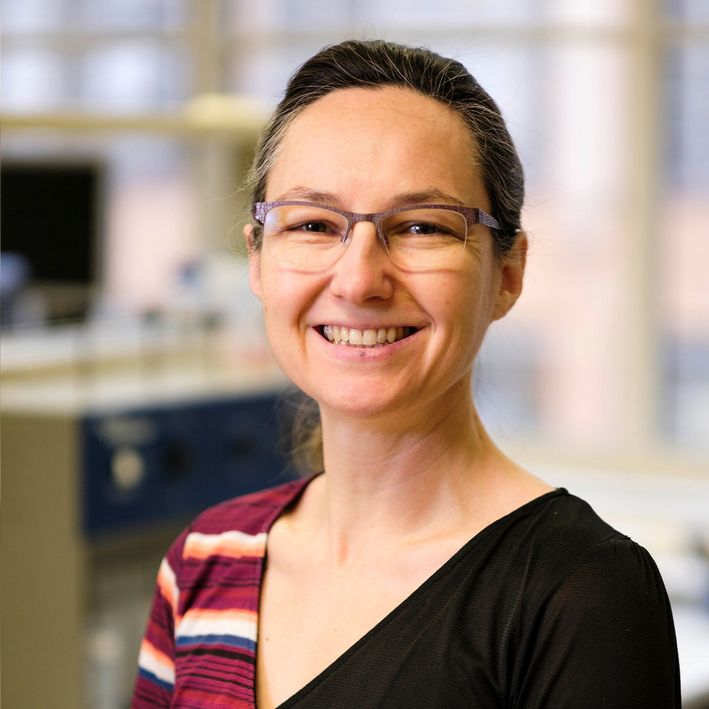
[2,0,707,458]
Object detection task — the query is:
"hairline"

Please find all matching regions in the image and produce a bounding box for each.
[253,85,484,211]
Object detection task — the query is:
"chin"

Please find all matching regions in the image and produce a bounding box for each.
[316,384,431,425]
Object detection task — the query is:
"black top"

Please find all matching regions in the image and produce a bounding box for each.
[280,488,680,708]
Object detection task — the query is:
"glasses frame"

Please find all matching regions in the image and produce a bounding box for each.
[252,201,501,249]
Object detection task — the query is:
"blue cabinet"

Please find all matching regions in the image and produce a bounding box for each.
[81,390,297,536]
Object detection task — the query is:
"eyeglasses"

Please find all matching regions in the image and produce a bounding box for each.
[252,200,500,272]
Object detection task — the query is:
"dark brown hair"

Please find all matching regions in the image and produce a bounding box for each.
[246,39,526,473]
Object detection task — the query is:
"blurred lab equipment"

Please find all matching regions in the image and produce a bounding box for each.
[1,322,294,709]
[1,159,104,324]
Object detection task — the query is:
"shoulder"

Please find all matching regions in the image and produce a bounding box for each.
[510,491,677,666]
[520,489,620,542]
[161,476,313,576]
[536,494,671,617]
[189,475,313,535]
[507,493,680,707]
[479,490,670,610]
[511,490,630,563]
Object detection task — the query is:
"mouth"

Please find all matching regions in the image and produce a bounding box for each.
[317,325,418,347]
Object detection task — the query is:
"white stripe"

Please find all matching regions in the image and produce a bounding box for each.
[139,645,175,685]
[158,557,178,609]
[185,529,267,549]
[177,612,257,642]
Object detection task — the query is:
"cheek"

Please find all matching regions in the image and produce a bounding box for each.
[258,266,316,329]
[440,273,495,348]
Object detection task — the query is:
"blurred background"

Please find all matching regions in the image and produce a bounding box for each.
[1,1,708,707]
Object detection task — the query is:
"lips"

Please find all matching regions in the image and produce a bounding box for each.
[319,325,417,347]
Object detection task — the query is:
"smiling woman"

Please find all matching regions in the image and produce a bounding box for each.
[132,40,680,709]
[247,84,518,431]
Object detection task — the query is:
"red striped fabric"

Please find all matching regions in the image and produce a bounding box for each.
[132,477,311,708]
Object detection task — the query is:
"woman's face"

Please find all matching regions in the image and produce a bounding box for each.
[246,86,524,425]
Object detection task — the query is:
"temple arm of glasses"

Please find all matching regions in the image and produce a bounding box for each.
[477,210,500,231]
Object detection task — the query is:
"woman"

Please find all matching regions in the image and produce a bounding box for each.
[133,40,680,708]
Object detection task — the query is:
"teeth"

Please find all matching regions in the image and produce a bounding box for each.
[322,326,413,347]
[363,329,377,346]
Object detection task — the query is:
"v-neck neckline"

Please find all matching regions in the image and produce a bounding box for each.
[251,478,566,708]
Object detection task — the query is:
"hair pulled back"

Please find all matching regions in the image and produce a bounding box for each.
[247,40,526,474]
[247,39,524,258]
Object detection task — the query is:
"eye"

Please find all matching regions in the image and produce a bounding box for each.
[384,209,467,243]
[297,220,333,233]
[281,216,345,242]
[394,220,458,238]
[404,221,443,236]
[264,204,347,243]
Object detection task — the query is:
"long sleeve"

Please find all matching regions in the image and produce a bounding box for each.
[131,528,188,708]
[512,537,681,708]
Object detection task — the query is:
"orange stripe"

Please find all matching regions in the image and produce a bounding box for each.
[183,533,266,560]
[180,608,257,624]
[140,638,174,670]
[157,566,177,612]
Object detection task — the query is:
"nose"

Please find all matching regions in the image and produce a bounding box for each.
[328,221,394,303]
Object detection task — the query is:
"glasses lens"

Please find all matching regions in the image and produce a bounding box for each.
[382,208,467,270]
[262,204,348,269]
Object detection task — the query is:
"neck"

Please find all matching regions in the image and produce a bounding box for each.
[308,382,503,565]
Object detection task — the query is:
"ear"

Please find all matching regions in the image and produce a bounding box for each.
[492,231,527,321]
[244,223,262,300]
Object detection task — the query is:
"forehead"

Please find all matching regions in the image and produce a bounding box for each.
[266,86,485,207]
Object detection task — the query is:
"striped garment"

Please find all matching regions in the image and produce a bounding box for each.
[132,476,312,708]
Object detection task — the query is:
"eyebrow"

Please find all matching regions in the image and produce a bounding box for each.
[393,189,466,207]
[271,186,467,209]
[272,187,341,204]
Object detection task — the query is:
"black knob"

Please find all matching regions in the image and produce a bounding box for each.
[161,441,193,482]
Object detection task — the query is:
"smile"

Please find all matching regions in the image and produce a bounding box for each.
[319,325,417,347]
